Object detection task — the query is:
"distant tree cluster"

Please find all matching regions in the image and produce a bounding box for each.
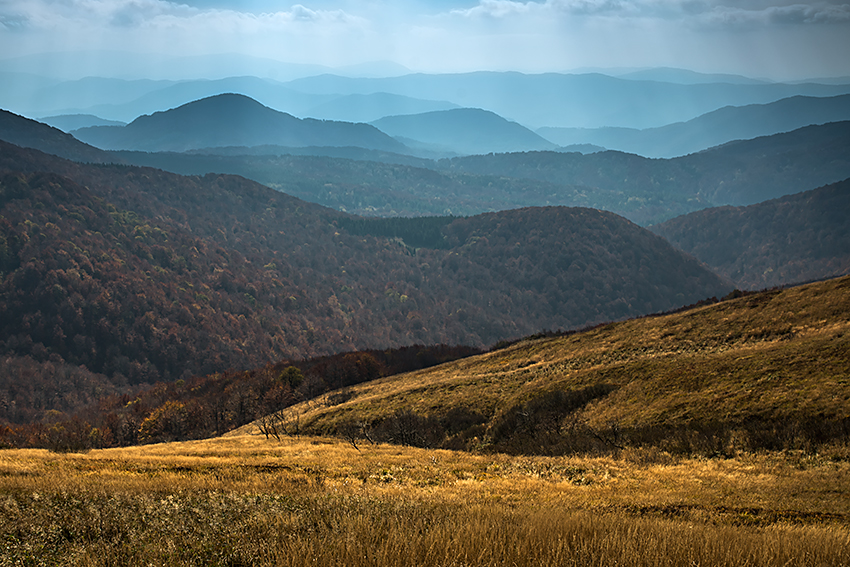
[0,343,481,449]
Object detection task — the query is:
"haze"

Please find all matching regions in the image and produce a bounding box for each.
[1,0,849,82]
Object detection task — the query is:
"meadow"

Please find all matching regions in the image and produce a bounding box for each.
[1,434,849,566]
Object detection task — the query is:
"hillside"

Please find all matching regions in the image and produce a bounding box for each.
[371,108,557,155]
[0,140,731,423]
[538,93,850,158]
[0,109,117,164]
[650,180,850,289]
[111,121,850,227]
[305,93,460,123]
[440,121,850,223]
[72,94,408,153]
[114,149,600,217]
[40,114,126,132]
[252,276,850,455]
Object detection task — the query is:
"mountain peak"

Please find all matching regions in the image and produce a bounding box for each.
[73,93,407,153]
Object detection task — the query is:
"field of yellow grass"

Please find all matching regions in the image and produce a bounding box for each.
[2,434,849,565]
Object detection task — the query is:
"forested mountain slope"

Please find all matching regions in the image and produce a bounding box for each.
[113,121,850,225]
[0,109,116,164]
[650,180,850,289]
[0,141,731,422]
[440,121,850,223]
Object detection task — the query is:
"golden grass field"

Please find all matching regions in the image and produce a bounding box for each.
[1,434,849,566]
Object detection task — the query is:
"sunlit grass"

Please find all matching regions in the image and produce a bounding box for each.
[1,435,849,565]
[252,277,850,456]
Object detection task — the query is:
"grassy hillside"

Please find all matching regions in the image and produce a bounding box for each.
[651,179,850,289]
[257,276,850,455]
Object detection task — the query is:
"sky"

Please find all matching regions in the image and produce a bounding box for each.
[1,0,849,81]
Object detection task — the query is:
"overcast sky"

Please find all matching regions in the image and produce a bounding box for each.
[1,0,849,80]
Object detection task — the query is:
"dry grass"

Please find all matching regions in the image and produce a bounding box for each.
[1,434,849,566]
[246,277,850,454]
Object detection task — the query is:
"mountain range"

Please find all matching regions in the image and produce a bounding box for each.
[0,139,732,423]
[4,69,850,133]
[3,103,849,230]
[1,61,849,457]
[538,93,850,158]
[283,72,850,129]
[72,94,408,153]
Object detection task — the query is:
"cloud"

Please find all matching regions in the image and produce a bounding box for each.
[0,0,364,32]
[447,0,850,24]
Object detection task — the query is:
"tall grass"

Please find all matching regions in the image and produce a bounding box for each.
[1,435,849,566]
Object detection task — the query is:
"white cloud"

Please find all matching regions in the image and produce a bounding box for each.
[0,0,365,32]
[0,0,848,79]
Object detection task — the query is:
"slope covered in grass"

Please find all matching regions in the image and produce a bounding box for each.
[265,276,850,455]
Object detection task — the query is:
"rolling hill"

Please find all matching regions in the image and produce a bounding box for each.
[0,140,732,423]
[107,120,850,227]
[371,108,557,155]
[246,275,850,455]
[40,114,126,132]
[537,93,850,158]
[0,109,118,164]
[71,93,408,153]
[440,121,850,222]
[650,179,850,289]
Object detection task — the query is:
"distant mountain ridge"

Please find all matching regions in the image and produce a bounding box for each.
[285,71,850,129]
[305,93,460,124]
[72,93,408,153]
[439,121,850,223]
[40,114,126,132]
[5,68,850,131]
[614,67,769,85]
[103,120,850,228]
[538,94,850,157]
[371,108,557,155]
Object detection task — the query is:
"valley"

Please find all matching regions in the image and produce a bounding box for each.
[2,2,850,561]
